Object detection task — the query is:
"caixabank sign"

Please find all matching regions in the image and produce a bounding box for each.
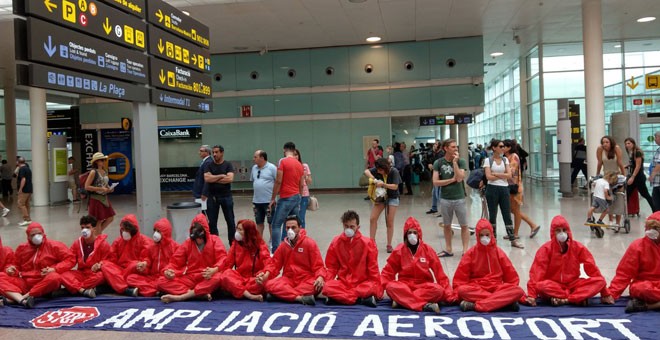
[158,126,201,139]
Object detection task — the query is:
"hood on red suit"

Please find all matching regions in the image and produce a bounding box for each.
[475,219,495,247]
[26,222,46,245]
[153,218,173,241]
[646,211,660,230]
[120,214,141,235]
[550,215,572,242]
[403,216,422,241]
[190,213,211,240]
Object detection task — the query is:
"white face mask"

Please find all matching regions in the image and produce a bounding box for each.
[344,228,355,238]
[81,228,92,239]
[153,231,162,243]
[646,229,659,240]
[32,234,44,245]
[234,231,243,242]
[407,233,418,245]
[122,231,132,241]
[556,231,568,243]
[480,236,490,246]
[287,228,297,242]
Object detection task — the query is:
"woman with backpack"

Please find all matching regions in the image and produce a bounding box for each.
[483,140,523,249]
[84,152,116,233]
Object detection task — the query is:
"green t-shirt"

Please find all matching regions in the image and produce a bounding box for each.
[433,157,467,200]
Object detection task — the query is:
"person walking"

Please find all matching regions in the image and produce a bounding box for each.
[0,159,13,199]
[16,157,33,226]
[294,149,312,228]
[84,152,115,233]
[650,132,660,211]
[504,139,541,241]
[624,137,656,212]
[570,138,588,188]
[596,136,626,227]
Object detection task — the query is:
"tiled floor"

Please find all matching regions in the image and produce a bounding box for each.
[0,180,651,338]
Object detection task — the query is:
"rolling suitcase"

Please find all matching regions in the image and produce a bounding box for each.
[627,187,640,216]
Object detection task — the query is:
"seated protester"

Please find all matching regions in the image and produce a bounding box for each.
[256,215,326,305]
[454,219,525,312]
[158,214,227,303]
[126,218,179,297]
[322,210,383,307]
[609,211,660,313]
[61,215,110,298]
[220,219,271,302]
[100,214,153,296]
[526,215,613,306]
[381,216,454,313]
[0,222,74,308]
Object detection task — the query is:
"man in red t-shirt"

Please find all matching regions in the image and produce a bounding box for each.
[269,142,304,252]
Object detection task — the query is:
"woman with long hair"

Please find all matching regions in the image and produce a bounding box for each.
[84,152,115,233]
[364,157,401,253]
[504,139,541,242]
[294,149,312,228]
[484,139,522,248]
[596,136,626,226]
[624,138,656,212]
[221,219,271,301]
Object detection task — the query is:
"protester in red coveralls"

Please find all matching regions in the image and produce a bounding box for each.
[61,215,110,298]
[454,219,525,312]
[322,210,383,307]
[125,218,179,297]
[256,215,325,305]
[0,235,16,306]
[609,211,660,313]
[381,216,453,314]
[158,213,226,303]
[0,222,74,308]
[525,215,614,307]
[99,214,152,297]
[220,219,271,301]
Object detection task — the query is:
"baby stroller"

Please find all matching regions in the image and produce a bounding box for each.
[584,175,631,238]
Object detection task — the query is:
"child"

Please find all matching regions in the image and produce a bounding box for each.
[587,172,618,225]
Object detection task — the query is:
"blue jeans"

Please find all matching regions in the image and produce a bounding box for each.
[270,194,301,251]
[299,196,309,228]
[207,195,236,245]
[431,186,441,211]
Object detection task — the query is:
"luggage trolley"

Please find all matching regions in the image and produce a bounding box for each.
[584,175,631,238]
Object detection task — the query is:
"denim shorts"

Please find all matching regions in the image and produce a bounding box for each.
[375,197,399,207]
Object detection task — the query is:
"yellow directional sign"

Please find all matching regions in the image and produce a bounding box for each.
[159,70,166,84]
[44,0,58,12]
[627,76,639,90]
[103,17,112,34]
[648,74,659,90]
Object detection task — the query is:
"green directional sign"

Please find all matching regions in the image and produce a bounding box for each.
[15,0,147,51]
[18,63,149,102]
[147,0,210,49]
[18,17,148,84]
[97,0,145,19]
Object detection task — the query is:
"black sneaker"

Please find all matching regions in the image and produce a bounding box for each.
[300,295,316,306]
[21,296,35,309]
[460,300,475,312]
[596,220,605,225]
[506,302,520,312]
[361,296,377,308]
[625,299,648,313]
[265,293,277,302]
[124,287,138,297]
[325,297,336,305]
[586,217,595,224]
[426,209,438,214]
[423,302,441,314]
[364,196,371,200]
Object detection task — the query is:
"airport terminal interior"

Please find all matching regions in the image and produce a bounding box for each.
[1,0,660,339]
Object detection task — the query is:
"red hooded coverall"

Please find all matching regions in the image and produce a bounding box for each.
[0,223,74,297]
[454,219,525,312]
[609,211,660,302]
[322,230,383,305]
[381,217,454,311]
[101,214,153,293]
[527,215,609,303]
[126,218,179,296]
[61,233,111,294]
[156,214,226,296]
[263,229,326,301]
[220,238,271,298]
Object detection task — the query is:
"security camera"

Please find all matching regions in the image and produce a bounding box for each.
[258,48,267,56]
[404,61,414,70]
[472,77,482,87]
[214,73,222,82]
[325,67,334,75]
[446,58,456,68]
[364,64,373,73]
[287,69,296,78]
[250,71,259,80]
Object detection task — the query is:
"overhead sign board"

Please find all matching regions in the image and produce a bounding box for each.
[152,89,212,113]
[150,58,211,98]
[16,0,147,51]
[97,0,145,19]
[148,26,211,73]
[147,0,210,49]
[419,114,474,126]
[19,17,148,84]
[18,63,149,102]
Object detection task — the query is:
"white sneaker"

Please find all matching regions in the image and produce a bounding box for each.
[1,208,9,217]
[18,220,31,226]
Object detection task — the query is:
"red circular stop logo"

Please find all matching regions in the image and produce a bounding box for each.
[30,306,100,329]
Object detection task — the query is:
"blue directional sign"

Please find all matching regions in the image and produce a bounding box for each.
[18,64,149,102]
[18,17,148,84]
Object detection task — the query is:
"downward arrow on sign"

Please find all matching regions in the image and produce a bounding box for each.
[103,18,112,35]
[43,36,56,57]
[159,70,166,84]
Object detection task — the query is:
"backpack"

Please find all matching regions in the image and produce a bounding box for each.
[466,156,497,189]
[78,171,92,199]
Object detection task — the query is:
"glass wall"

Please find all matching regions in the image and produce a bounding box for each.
[482,38,660,179]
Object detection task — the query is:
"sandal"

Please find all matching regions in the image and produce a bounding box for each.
[511,240,525,249]
[20,296,35,309]
[386,245,393,253]
[437,250,454,258]
[530,226,541,239]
